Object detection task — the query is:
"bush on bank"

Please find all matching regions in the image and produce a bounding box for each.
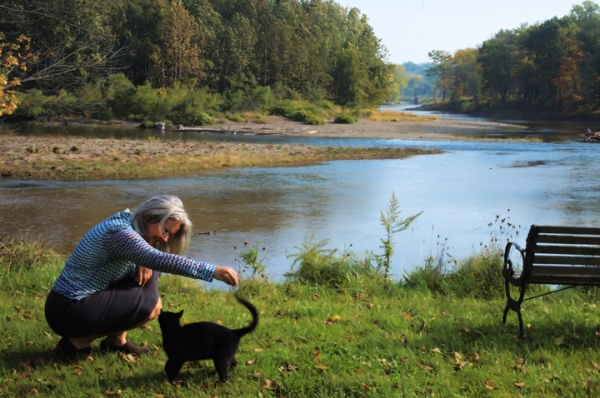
[9,74,345,127]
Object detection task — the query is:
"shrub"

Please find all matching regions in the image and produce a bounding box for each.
[285,237,378,288]
[251,114,268,124]
[334,114,357,124]
[139,120,155,129]
[270,100,298,118]
[293,109,325,125]
[105,74,137,117]
[226,113,246,123]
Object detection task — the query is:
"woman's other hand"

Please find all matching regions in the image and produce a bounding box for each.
[214,266,239,287]
[133,265,153,286]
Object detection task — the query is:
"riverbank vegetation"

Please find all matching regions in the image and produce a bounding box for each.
[0,134,440,181]
[3,213,600,396]
[0,0,400,124]
[417,1,600,119]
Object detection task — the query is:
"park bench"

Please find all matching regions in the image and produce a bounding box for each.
[502,225,600,337]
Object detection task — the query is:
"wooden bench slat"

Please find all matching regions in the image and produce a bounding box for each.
[537,225,600,235]
[534,256,600,266]
[535,245,600,256]
[537,235,600,245]
[530,265,600,276]
[529,275,600,285]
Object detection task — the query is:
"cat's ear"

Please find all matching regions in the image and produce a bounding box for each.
[177,310,184,318]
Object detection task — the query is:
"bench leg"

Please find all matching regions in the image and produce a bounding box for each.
[503,280,527,338]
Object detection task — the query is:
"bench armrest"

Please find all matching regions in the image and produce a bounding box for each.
[503,241,525,285]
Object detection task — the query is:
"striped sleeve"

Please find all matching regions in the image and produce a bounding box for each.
[104,228,216,282]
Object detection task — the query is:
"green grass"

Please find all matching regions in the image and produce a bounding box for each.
[3,234,600,397]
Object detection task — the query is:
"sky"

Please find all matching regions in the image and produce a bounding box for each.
[335,0,583,65]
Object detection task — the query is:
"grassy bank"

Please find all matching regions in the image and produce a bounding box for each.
[2,233,600,397]
[0,134,440,181]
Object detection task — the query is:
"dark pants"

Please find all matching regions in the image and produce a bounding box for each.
[45,272,159,338]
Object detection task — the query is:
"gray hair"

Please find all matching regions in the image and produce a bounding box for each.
[130,195,192,255]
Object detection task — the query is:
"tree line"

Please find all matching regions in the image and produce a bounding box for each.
[425,0,600,114]
[0,0,398,120]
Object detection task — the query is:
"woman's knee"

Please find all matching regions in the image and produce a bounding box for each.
[148,297,162,320]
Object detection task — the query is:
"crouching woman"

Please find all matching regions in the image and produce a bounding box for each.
[44,195,238,360]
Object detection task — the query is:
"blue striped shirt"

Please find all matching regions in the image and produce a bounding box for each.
[52,211,216,300]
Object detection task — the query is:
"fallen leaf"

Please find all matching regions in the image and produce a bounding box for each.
[315,363,330,370]
[514,382,525,388]
[402,313,413,320]
[484,379,497,390]
[43,331,53,339]
[398,357,409,362]
[247,359,256,365]
[152,344,160,351]
[361,383,370,392]
[263,379,277,390]
[255,348,263,352]
[431,348,442,354]
[555,336,565,346]
[417,362,434,372]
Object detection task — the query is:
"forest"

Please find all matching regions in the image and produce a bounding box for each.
[425,0,600,115]
[0,0,398,122]
[2,0,600,122]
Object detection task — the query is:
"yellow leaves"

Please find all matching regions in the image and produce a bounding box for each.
[262,379,278,393]
[118,352,137,363]
[555,335,565,346]
[314,363,330,370]
[514,382,525,388]
[484,379,497,390]
[430,347,442,354]
[324,315,340,324]
[246,358,256,365]
[103,389,122,396]
[43,331,53,339]
[402,313,413,321]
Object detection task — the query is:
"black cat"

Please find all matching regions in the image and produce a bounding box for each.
[158,295,258,382]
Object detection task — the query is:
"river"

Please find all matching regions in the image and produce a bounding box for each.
[1,111,599,285]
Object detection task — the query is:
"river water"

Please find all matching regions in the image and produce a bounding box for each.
[2,111,599,284]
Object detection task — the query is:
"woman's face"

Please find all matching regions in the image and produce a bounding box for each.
[146,218,183,247]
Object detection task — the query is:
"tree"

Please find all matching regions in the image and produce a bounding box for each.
[478,33,518,104]
[0,0,128,93]
[426,50,454,101]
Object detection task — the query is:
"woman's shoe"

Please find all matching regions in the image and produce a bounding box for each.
[100,338,151,355]
[55,336,91,361]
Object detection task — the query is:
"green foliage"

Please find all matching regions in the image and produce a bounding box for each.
[14,89,47,118]
[139,120,155,129]
[239,241,267,281]
[226,113,246,123]
[334,113,357,124]
[285,237,379,288]
[375,193,422,279]
[104,74,137,117]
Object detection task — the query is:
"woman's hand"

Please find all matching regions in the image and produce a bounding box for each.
[133,265,153,286]
[213,266,239,287]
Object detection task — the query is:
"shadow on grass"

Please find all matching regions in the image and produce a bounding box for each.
[420,313,600,353]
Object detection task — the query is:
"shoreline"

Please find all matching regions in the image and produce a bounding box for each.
[6,113,529,140]
[0,115,534,181]
[0,133,440,181]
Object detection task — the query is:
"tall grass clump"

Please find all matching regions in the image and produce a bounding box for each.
[285,237,379,288]
[0,234,62,294]
[403,212,529,298]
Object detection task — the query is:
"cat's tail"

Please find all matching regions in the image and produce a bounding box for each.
[233,294,259,338]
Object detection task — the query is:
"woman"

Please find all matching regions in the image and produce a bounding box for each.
[44,195,238,360]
